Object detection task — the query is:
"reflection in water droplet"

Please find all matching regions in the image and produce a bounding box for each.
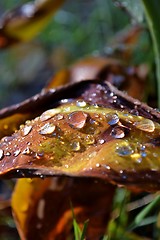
[0,149,4,160]
[76,100,87,108]
[134,119,155,132]
[22,125,32,136]
[13,149,21,157]
[140,151,147,158]
[68,111,88,129]
[39,123,56,135]
[85,135,95,145]
[40,108,61,121]
[106,113,119,125]
[116,143,134,156]
[111,127,125,139]
[71,141,81,151]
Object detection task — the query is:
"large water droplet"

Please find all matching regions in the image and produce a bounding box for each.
[40,109,61,121]
[134,119,155,132]
[39,123,56,135]
[111,127,125,139]
[0,149,4,160]
[106,113,119,125]
[68,111,88,129]
[22,125,32,136]
[116,143,134,156]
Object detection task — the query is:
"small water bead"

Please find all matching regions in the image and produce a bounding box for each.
[133,119,155,132]
[76,100,87,108]
[68,111,88,129]
[39,123,56,135]
[116,143,134,156]
[140,151,147,158]
[0,149,4,160]
[106,113,119,125]
[13,149,21,157]
[98,139,105,145]
[71,141,81,151]
[85,135,95,145]
[111,127,125,139]
[96,163,101,168]
[22,125,32,136]
[5,152,11,156]
[40,108,61,122]
[22,147,32,155]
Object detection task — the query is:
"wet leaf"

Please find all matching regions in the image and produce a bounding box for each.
[0,0,65,48]
[12,177,115,240]
[0,100,159,191]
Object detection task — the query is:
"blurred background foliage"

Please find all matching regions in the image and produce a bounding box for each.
[0,0,154,108]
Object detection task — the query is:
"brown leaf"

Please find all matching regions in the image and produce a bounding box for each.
[0,99,159,191]
[0,0,65,48]
[12,178,115,240]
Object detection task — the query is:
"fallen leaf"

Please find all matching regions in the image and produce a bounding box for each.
[12,177,115,240]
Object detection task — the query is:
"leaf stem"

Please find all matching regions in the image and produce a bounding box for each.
[141,0,160,108]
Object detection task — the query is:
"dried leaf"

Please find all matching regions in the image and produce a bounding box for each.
[12,177,115,240]
[0,0,65,48]
[0,99,159,191]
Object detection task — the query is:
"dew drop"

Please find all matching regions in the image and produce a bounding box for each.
[85,135,95,145]
[13,149,21,157]
[106,113,119,125]
[22,125,32,136]
[39,123,56,135]
[116,143,134,156]
[0,149,4,160]
[98,139,105,145]
[76,100,87,108]
[68,111,88,129]
[5,152,11,156]
[96,163,101,168]
[133,119,155,132]
[140,151,147,158]
[22,147,32,155]
[40,108,61,121]
[71,141,81,151]
[111,127,125,139]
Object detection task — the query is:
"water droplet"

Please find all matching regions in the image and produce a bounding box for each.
[111,127,125,139]
[134,119,155,132]
[22,125,32,136]
[76,100,87,108]
[22,147,32,155]
[106,113,119,125]
[5,152,11,156]
[0,149,4,160]
[68,111,88,129]
[85,135,95,145]
[140,151,147,158]
[71,141,81,151]
[98,139,105,145]
[116,143,134,156]
[39,123,56,135]
[40,108,61,121]
[96,163,101,167]
[13,149,21,157]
